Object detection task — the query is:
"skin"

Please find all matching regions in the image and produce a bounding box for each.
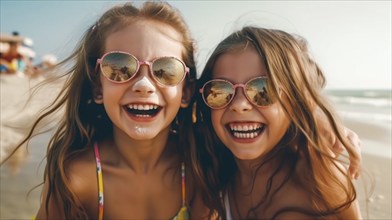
[36,20,208,219]
[211,47,290,161]
[210,47,362,219]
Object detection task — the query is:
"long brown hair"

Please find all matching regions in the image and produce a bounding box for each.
[193,26,358,219]
[2,2,197,219]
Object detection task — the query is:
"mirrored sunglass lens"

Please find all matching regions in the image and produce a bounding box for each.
[245,78,271,106]
[101,53,137,82]
[203,81,234,108]
[152,57,185,86]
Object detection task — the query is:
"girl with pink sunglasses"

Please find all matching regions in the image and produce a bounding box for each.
[194,26,362,219]
[3,2,210,219]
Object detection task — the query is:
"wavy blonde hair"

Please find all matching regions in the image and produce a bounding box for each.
[2,2,197,219]
[193,26,358,219]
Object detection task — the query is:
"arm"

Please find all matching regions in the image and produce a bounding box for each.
[35,180,66,220]
[337,199,362,220]
[315,109,362,179]
[332,161,363,219]
[36,153,97,219]
[332,127,362,179]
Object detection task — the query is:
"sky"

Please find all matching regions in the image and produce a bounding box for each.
[1,0,391,90]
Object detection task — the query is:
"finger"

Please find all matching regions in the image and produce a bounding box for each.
[347,147,361,179]
[348,161,361,180]
[346,128,362,180]
[332,137,344,154]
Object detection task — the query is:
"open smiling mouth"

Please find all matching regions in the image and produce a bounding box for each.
[227,123,266,139]
[125,104,162,117]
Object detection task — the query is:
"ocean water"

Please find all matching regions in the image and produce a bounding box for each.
[326,89,391,123]
[326,89,392,158]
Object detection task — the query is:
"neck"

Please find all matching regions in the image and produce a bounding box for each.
[233,152,281,189]
[111,128,179,174]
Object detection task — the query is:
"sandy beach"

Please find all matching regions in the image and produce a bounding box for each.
[337,98,392,219]
[0,75,391,219]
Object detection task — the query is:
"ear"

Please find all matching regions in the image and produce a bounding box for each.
[180,79,195,108]
[94,94,103,104]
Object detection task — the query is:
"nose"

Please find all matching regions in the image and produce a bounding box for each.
[132,67,156,94]
[229,88,253,113]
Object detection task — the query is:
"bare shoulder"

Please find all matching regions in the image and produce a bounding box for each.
[35,179,65,219]
[266,157,318,217]
[285,153,362,219]
[66,146,98,204]
[326,159,363,219]
[36,146,97,219]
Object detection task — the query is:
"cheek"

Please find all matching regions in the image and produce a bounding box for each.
[101,81,123,99]
[162,86,183,108]
[211,110,225,134]
[266,105,291,135]
[211,111,219,122]
[164,86,182,99]
[277,112,291,134]
[100,76,115,94]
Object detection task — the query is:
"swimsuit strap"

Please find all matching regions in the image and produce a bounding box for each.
[181,162,186,206]
[223,191,233,220]
[94,142,104,220]
[93,143,187,220]
[172,162,189,220]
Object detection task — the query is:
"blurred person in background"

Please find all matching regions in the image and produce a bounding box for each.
[0,31,34,76]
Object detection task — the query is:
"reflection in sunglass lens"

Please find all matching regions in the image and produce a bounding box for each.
[201,77,272,109]
[246,78,271,106]
[101,53,138,82]
[203,81,234,108]
[152,57,185,86]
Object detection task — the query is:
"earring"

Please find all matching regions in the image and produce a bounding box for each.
[170,116,180,134]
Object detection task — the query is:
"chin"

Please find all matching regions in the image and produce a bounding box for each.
[128,129,159,140]
[231,150,261,160]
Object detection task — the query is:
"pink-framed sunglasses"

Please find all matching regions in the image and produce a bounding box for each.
[96,51,189,86]
[199,76,272,109]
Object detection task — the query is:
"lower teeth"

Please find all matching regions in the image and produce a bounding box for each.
[135,114,151,118]
[233,132,259,139]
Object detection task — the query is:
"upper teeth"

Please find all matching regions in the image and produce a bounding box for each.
[127,104,159,110]
[230,124,261,131]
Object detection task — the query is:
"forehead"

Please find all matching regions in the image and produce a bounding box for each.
[104,20,184,59]
[213,47,267,82]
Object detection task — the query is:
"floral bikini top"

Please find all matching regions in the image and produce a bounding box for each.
[93,142,189,220]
